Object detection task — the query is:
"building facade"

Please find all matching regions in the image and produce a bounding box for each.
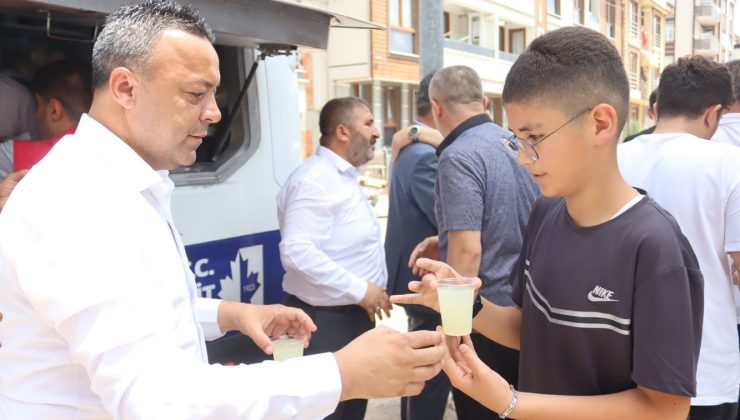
[667,0,736,66]
[296,0,675,154]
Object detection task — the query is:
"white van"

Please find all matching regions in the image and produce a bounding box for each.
[1,0,378,362]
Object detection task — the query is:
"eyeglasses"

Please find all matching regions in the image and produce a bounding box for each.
[500,108,592,161]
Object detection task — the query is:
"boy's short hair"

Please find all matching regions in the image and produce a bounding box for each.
[657,56,732,119]
[502,26,629,136]
[649,89,657,109]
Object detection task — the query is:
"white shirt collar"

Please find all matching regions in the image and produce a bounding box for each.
[315,145,361,178]
[76,113,169,194]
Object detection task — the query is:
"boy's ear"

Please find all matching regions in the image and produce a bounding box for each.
[590,103,618,146]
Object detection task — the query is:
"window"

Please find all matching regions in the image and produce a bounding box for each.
[352,83,373,105]
[389,0,417,54]
[653,15,661,49]
[574,0,585,25]
[409,85,418,122]
[628,51,639,89]
[509,29,526,54]
[548,0,560,15]
[487,96,504,126]
[382,85,400,146]
[588,0,600,24]
[171,44,254,184]
[666,18,674,42]
[701,25,715,36]
[470,14,481,46]
[606,1,616,38]
[630,1,639,37]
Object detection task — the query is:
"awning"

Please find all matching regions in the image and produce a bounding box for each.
[6,0,383,49]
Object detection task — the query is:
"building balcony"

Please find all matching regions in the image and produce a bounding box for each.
[443,39,516,94]
[628,72,639,90]
[694,35,719,55]
[695,4,721,25]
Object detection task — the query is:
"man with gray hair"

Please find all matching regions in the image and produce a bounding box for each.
[409,65,539,419]
[0,1,446,418]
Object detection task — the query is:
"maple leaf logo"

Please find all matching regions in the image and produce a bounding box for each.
[218,246,262,302]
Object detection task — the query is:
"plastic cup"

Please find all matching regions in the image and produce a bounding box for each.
[437,277,476,336]
[271,335,305,362]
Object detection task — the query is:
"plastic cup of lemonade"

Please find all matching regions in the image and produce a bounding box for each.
[437,277,477,336]
[271,335,305,362]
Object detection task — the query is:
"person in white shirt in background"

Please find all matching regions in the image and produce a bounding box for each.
[0,1,446,419]
[711,58,740,414]
[618,55,740,420]
[277,96,394,420]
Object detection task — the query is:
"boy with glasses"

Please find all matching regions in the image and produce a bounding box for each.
[393,26,703,419]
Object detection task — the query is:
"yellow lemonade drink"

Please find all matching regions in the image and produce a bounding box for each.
[271,336,304,362]
[437,278,476,336]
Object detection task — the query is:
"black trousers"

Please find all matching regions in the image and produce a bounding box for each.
[401,306,451,420]
[452,332,519,420]
[283,294,374,420]
[688,403,738,420]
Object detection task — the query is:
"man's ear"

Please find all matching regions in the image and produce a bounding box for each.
[482,95,490,109]
[47,98,65,122]
[702,104,723,129]
[590,103,619,146]
[431,98,443,120]
[334,123,351,144]
[108,67,139,110]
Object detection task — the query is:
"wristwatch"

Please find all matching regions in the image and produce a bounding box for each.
[409,125,421,143]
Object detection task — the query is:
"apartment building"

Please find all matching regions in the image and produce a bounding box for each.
[667,0,736,65]
[296,0,673,154]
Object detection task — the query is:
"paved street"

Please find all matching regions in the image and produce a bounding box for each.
[364,303,458,420]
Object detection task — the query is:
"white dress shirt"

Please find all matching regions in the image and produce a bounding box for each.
[0,114,341,419]
[277,146,387,306]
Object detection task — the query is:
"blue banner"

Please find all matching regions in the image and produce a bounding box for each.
[184,230,285,305]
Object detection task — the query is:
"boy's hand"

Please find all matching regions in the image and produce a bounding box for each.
[391,258,481,312]
[408,236,439,276]
[443,333,514,415]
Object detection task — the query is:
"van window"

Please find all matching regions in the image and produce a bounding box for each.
[0,7,257,186]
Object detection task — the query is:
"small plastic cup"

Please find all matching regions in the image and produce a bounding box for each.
[437,277,477,336]
[270,335,305,362]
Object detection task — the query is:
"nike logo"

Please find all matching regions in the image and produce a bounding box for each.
[587,285,619,302]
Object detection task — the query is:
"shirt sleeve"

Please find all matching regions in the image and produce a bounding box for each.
[409,150,438,230]
[436,153,485,232]
[724,151,740,252]
[631,248,703,396]
[278,179,369,303]
[15,210,342,419]
[195,297,224,341]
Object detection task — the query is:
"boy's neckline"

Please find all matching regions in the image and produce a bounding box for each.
[563,178,640,228]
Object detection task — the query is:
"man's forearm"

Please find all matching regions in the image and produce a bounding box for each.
[446,249,480,277]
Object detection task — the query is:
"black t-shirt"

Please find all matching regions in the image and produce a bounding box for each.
[510,195,703,397]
